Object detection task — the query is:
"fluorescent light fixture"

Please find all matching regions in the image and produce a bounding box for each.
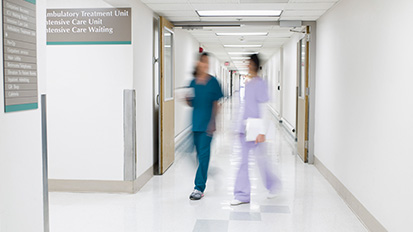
[197,10,282,17]
[180,25,241,29]
[224,45,262,48]
[216,32,268,36]
[228,52,258,55]
[231,57,251,60]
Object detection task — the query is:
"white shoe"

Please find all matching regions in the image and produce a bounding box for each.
[230,199,249,206]
[267,192,278,199]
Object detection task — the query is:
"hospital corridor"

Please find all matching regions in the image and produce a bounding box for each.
[1,0,412,232]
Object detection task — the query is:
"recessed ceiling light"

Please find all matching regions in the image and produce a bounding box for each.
[196,10,282,17]
[216,32,268,36]
[228,52,259,55]
[224,45,262,48]
[231,57,251,60]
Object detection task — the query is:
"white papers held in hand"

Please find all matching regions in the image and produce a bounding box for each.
[245,117,275,142]
[245,118,265,142]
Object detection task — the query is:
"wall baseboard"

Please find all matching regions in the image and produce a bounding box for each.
[314,156,387,232]
[49,165,154,194]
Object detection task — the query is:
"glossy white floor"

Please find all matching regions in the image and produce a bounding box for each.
[49,95,367,232]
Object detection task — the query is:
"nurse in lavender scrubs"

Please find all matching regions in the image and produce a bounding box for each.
[231,54,280,206]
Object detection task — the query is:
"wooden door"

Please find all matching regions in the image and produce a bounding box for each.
[296,26,310,162]
[159,17,175,174]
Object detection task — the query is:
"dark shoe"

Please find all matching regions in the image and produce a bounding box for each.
[189,189,204,200]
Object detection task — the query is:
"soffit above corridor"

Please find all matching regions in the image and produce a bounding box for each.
[141,0,340,71]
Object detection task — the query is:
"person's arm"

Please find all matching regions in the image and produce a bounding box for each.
[255,80,270,144]
[186,82,195,107]
[207,78,224,135]
[207,101,219,135]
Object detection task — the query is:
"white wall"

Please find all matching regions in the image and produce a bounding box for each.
[209,54,222,81]
[315,0,413,231]
[264,49,282,117]
[46,0,155,180]
[174,29,199,137]
[281,33,302,129]
[208,55,227,98]
[264,33,301,130]
[0,1,47,231]
[130,0,156,177]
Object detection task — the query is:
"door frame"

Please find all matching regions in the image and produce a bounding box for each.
[153,16,161,174]
[296,26,310,162]
[159,17,175,174]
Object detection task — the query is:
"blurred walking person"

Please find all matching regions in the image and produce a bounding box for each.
[186,52,223,200]
[231,54,280,206]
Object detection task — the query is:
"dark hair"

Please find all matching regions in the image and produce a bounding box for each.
[249,54,260,72]
[193,52,209,76]
[200,52,209,59]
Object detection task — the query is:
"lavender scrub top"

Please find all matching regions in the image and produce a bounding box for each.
[239,77,269,133]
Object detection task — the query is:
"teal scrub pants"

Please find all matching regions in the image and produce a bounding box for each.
[193,132,212,192]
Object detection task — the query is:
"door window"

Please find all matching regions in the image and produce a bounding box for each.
[299,39,307,98]
[163,28,173,101]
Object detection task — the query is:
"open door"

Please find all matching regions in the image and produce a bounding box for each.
[153,17,161,174]
[159,17,175,174]
[296,26,310,162]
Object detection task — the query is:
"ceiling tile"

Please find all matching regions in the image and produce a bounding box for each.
[196,38,221,42]
[158,10,198,17]
[240,0,288,2]
[189,0,239,3]
[284,2,336,10]
[141,0,188,3]
[282,10,326,17]
[280,16,319,20]
[289,0,339,2]
[146,3,193,11]
[166,16,200,21]
[191,3,286,11]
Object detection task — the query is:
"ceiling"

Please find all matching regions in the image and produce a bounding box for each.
[141,0,341,71]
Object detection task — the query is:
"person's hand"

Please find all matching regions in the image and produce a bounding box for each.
[207,120,216,136]
[185,97,193,107]
[255,134,266,144]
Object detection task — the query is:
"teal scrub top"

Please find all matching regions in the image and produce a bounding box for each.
[189,76,223,132]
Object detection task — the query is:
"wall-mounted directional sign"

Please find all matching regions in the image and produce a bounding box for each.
[46,8,132,45]
[3,0,38,113]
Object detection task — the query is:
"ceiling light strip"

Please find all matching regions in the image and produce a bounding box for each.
[216,32,268,36]
[197,10,282,17]
[224,45,262,48]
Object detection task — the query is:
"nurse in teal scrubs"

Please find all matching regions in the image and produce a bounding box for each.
[186,53,223,200]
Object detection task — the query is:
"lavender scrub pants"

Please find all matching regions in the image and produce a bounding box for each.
[233,134,280,202]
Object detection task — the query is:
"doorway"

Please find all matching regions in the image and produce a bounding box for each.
[153,17,161,174]
[296,26,310,162]
[158,17,175,174]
